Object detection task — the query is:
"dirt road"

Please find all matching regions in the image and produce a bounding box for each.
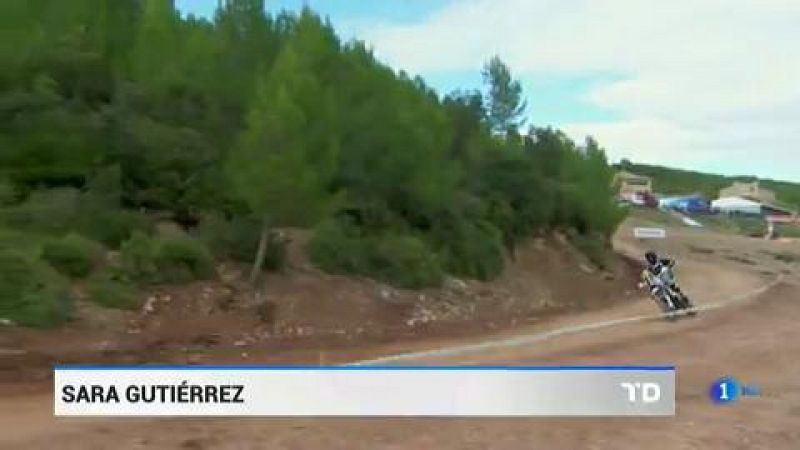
[1,220,799,449]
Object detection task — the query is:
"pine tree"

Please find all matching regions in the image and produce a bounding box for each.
[482,56,527,135]
[227,13,340,283]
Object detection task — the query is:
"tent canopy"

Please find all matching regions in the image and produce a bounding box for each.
[711,196,762,214]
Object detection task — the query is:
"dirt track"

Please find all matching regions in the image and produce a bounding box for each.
[1,218,799,449]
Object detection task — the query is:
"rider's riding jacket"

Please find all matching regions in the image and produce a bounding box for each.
[640,258,678,294]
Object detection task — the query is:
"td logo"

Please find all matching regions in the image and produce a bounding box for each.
[620,382,661,403]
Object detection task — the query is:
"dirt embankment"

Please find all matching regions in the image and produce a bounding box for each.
[0,232,640,384]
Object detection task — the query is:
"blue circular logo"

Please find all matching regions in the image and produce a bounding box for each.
[710,377,740,405]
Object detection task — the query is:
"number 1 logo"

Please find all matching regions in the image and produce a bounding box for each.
[710,377,740,405]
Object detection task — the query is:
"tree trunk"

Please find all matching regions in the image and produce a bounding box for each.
[249,217,270,285]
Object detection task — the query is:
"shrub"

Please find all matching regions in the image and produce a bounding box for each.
[734,217,768,237]
[77,207,153,248]
[435,219,505,281]
[119,232,215,283]
[0,178,17,206]
[41,234,103,278]
[476,153,555,245]
[156,238,215,282]
[0,186,150,249]
[309,219,443,288]
[197,214,287,272]
[0,227,48,258]
[308,218,366,275]
[119,231,159,282]
[196,214,261,262]
[86,277,140,310]
[371,233,444,288]
[0,188,79,234]
[570,231,610,269]
[0,250,73,328]
[776,225,800,239]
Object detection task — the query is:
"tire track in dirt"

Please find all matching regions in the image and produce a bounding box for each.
[347,275,784,366]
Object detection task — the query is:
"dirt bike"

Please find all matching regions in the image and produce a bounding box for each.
[640,266,696,319]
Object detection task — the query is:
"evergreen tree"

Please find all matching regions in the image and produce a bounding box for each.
[482,56,527,135]
[227,12,340,283]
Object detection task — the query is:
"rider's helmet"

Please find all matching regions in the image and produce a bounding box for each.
[645,250,658,266]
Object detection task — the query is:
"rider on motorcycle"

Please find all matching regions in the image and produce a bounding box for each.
[638,250,687,300]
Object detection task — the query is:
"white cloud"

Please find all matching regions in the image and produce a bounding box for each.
[354,0,800,181]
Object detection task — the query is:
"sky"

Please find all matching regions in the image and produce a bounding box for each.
[176,0,800,182]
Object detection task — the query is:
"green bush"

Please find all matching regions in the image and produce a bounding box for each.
[0,250,73,328]
[156,238,216,282]
[309,219,443,288]
[197,214,287,272]
[119,232,215,283]
[734,217,768,237]
[371,233,444,288]
[0,186,149,249]
[776,225,800,239]
[119,231,159,282]
[86,277,140,310]
[570,231,610,270]
[77,207,153,248]
[0,178,17,206]
[476,154,556,247]
[0,188,79,234]
[196,214,261,262]
[434,218,505,281]
[308,218,367,275]
[0,227,48,258]
[41,234,103,278]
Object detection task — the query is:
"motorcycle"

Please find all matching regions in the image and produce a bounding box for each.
[640,265,696,318]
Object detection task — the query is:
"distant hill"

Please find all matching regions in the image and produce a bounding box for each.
[613,161,800,210]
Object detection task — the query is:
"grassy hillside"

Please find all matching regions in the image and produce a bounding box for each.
[616,162,800,210]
